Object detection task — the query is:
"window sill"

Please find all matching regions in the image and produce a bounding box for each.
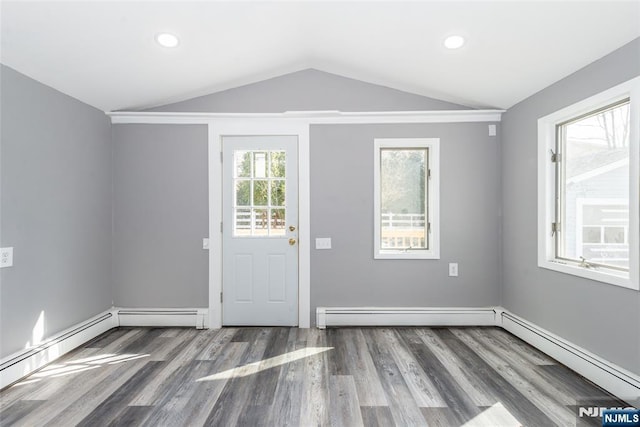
[375,250,440,260]
[539,259,638,291]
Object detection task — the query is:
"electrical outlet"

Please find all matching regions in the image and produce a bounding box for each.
[315,238,332,250]
[449,262,458,277]
[1,247,14,268]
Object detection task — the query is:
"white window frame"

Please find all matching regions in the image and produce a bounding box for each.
[374,138,440,260]
[538,76,640,291]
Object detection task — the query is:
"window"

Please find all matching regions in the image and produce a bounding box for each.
[374,138,439,259]
[233,150,286,237]
[538,77,639,290]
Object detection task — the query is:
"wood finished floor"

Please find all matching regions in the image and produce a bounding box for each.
[0,326,624,426]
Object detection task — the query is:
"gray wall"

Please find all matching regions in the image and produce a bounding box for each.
[501,38,640,376]
[0,65,112,358]
[145,69,467,113]
[112,124,208,307]
[311,123,501,316]
[115,74,498,316]
[112,120,501,315]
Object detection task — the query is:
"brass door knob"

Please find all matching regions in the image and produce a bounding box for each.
[289,238,297,246]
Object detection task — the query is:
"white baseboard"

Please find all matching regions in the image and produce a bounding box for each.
[116,308,208,329]
[497,308,640,405]
[0,307,209,389]
[316,305,640,404]
[4,304,638,405]
[0,309,118,389]
[315,306,498,329]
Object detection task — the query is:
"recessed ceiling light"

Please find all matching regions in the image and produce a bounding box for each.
[444,35,465,50]
[155,33,179,48]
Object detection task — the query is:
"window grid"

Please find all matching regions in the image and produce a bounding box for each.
[233,150,286,237]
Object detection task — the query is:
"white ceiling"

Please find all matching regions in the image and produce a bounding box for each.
[2,1,639,112]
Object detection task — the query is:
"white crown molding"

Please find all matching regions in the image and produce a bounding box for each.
[107,109,504,125]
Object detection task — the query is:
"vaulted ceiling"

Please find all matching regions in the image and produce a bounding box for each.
[2,1,639,112]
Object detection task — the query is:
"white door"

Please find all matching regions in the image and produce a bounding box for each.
[222,135,298,325]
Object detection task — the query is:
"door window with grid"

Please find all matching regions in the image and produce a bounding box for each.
[234,150,287,237]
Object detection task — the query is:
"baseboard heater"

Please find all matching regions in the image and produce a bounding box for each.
[499,310,640,404]
[316,306,640,404]
[316,307,497,329]
[0,311,117,390]
[117,309,207,329]
[0,307,208,389]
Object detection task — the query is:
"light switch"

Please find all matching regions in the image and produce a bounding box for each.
[449,263,458,277]
[1,247,14,268]
[202,238,210,250]
[315,238,332,250]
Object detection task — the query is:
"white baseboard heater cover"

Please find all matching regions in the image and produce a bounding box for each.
[117,308,208,329]
[499,310,640,405]
[0,310,117,390]
[316,307,497,329]
[3,305,638,406]
[316,306,640,405]
[0,307,209,389]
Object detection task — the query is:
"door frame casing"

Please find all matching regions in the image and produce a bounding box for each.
[208,120,310,328]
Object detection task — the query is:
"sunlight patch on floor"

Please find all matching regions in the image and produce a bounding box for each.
[462,402,522,427]
[197,346,333,381]
[11,353,150,386]
[34,364,100,378]
[11,378,42,387]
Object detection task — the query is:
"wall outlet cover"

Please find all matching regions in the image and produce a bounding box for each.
[1,247,14,268]
[315,238,332,250]
[449,262,459,277]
